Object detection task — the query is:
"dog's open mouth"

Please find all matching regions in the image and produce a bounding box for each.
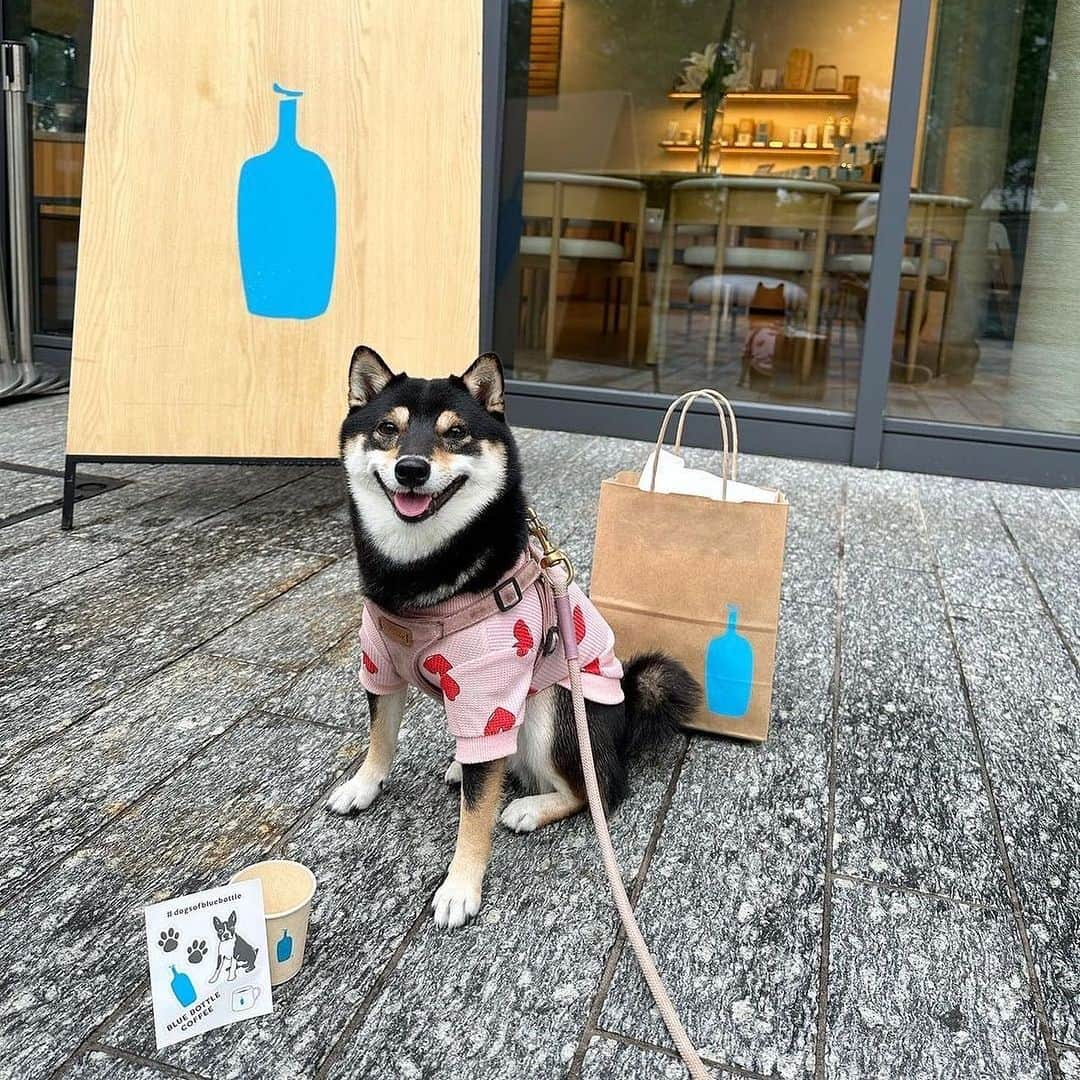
[377,474,467,523]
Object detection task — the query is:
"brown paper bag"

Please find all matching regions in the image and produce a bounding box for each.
[590,390,788,742]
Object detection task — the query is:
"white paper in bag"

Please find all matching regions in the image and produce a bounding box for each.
[638,448,781,504]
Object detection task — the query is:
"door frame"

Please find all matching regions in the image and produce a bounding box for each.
[482,0,1080,487]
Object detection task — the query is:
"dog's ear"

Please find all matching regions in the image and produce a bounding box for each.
[348,346,395,408]
[460,352,505,417]
[227,911,237,929]
[213,916,224,933]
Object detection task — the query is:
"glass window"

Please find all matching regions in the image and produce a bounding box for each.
[886,0,1078,436]
[506,0,900,412]
[5,0,93,339]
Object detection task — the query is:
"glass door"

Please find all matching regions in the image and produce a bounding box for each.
[3,0,92,357]
[496,0,903,425]
[883,0,1078,439]
[494,0,1080,482]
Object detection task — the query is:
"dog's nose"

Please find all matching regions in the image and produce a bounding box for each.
[394,456,431,488]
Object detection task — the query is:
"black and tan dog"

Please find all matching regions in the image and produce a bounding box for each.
[327,347,698,927]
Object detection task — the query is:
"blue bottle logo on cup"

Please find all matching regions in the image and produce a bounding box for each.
[276,928,293,963]
[705,605,753,718]
[237,83,337,319]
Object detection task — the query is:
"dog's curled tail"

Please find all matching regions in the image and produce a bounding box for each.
[619,652,700,757]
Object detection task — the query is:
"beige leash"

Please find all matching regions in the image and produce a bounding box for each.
[527,509,709,1080]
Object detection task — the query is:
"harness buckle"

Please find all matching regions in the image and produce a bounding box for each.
[494,577,523,612]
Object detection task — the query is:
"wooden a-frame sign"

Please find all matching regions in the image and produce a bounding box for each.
[67,0,482,462]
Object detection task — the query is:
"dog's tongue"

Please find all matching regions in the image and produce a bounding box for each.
[393,490,433,519]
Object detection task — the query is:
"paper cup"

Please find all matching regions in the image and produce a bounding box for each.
[230,859,316,986]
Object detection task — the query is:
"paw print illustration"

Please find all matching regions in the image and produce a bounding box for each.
[158,928,180,953]
[187,940,207,964]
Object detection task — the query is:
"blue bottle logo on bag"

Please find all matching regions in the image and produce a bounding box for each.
[705,605,754,718]
[237,83,336,319]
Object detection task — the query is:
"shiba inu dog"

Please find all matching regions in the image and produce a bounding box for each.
[208,910,258,983]
[327,347,699,928]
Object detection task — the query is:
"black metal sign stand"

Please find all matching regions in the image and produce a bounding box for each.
[61,454,338,530]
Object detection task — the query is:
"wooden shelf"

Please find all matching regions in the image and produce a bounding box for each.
[659,142,841,157]
[668,90,857,104]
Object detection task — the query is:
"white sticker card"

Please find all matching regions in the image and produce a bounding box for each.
[144,880,274,1049]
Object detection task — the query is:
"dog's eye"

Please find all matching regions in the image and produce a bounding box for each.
[375,419,398,438]
[444,425,467,441]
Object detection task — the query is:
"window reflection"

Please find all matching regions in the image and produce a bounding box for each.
[509,0,899,410]
[889,0,1077,436]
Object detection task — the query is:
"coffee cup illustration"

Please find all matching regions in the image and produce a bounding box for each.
[232,985,262,1013]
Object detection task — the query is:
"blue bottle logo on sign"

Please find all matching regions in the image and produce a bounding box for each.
[705,605,754,718]
[169,965,197,1008]
[237,83,336,319]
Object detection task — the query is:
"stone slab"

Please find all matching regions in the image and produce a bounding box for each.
[834,567,1004,904]
[999,510,1080,657]
[208,557,362,671]
[264,631,367,732]
[316,733,681,1080]
[581,1036,733,1079]
[0,533,330,765]
[0,653,292,897]
[825,879,1051,1080]
[64,1050,196,1080]
[951,607,1080,1047]
[844,470,932,572]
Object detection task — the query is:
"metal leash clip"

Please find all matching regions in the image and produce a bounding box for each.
[526,506,575,586]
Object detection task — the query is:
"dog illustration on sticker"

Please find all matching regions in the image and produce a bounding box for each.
[208,910,259,984]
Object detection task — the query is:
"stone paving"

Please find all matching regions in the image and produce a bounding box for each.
[1,392,1079,1080]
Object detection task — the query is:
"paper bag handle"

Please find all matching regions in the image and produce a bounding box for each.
[674,390,739,481]
[647,389,740,496]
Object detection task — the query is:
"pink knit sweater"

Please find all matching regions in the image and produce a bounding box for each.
[359,557,623,763]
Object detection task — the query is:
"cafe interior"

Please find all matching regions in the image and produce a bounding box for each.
[512,0,1055,432]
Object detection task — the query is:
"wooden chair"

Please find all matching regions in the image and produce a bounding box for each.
[651,177,840,377]
[519,171,646,366]
[827,192,971,381]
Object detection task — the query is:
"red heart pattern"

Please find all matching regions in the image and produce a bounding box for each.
[484,707,515,736]
[572,605,587,645]
[512,619,534,657]
[362,651,378,675]
[573,605,602,674]
[423,653,460,701]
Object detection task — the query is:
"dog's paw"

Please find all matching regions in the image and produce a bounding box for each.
[432,873,481,929]
[444,760,462,786]
[326,772,384,815]
[500,796,542,834]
